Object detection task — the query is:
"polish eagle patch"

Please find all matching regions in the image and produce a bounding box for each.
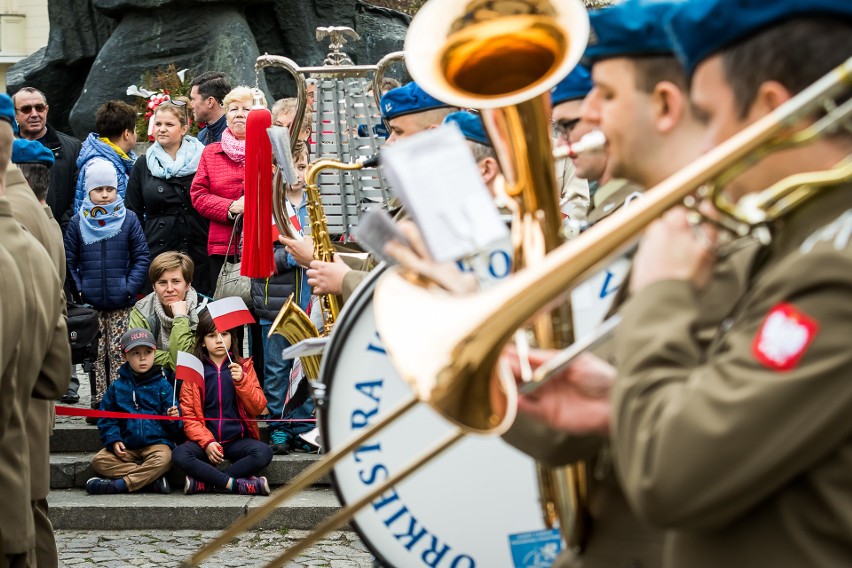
[752,303,818,371]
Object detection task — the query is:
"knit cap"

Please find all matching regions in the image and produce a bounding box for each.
[84,159,118,193]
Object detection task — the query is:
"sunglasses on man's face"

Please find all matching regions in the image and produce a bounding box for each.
[16,104,47,114]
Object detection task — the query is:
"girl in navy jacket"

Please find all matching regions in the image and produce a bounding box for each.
[65,159,151,407]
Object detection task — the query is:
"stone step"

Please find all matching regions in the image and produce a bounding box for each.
[50,421,294,453]
[48,487,343,531]
[51,452,330,490]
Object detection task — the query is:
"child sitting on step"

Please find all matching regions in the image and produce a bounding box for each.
[86,328,181,495]
[171,309,272,495]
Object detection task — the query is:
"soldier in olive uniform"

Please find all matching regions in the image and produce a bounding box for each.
[520,1,852,567]
[0,95,70,567]
[505,1,759,566]
[8,138,68,568]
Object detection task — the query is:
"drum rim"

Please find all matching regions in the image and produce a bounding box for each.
[316,263,396,567]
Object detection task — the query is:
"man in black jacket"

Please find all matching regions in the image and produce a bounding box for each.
[12,87,81,228]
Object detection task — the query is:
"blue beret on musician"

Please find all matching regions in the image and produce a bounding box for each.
[665,0,852,78]
[12,138,54,167]
[0,94,17,133]
[584,0,684,63]
[380,82,451,121]
[551,65,593,106]
[443,111,491,147]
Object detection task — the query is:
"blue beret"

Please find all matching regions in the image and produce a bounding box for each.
[380,82,451,121]
[551,65,593,106]
[12,138,54,167]
[666,0,852,78]
[443,111,491,146]
[585,0,685,64]
[0,94,17,133]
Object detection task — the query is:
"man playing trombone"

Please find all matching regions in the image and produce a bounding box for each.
[505,0,755,565]
[519,0,852,566]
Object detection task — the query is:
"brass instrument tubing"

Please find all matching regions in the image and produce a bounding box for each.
[181,395,419,568]
[262,430,466,568]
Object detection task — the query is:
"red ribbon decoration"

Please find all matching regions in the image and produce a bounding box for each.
[242,98,274,277]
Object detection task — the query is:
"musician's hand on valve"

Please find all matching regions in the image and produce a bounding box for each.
[506,347,614,435]
[307,255,350,295]
[630,205,718,294]
[281,235,315,268]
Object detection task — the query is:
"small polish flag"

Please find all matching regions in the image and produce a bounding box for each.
[175,351,205,388]
[207,296,255,331]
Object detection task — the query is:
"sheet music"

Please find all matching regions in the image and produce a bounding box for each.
[381,125,509,263]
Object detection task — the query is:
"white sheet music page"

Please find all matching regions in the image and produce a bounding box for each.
[381,124,509,263]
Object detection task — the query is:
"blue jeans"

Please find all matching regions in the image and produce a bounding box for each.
[260,324,316,437]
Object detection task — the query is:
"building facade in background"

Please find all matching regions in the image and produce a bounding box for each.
[0,0,47,90]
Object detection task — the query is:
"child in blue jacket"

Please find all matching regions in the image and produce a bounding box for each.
[87,328,181,494]
[65,159,151,408]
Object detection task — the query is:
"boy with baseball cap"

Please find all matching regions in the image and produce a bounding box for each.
[86,328,181,494]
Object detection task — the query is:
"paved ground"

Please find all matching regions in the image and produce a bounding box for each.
[56,529,374,567]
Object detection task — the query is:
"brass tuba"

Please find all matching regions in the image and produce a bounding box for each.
[405,0,591,550]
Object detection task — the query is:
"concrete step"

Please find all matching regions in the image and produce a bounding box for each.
[48,487,343,531]
[51,421,288,453]
[51,452,330,490]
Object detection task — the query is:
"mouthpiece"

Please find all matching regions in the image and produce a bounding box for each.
[360,154,381,168]
[553,130,607,160]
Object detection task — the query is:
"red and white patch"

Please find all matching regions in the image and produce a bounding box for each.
[752,303,819,371]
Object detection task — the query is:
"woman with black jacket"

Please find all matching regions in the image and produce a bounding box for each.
[126,101,211,296]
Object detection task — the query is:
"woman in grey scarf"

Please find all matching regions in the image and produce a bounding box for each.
[128,251,208,371]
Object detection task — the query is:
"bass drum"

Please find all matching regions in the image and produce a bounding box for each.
[319,266,563,568]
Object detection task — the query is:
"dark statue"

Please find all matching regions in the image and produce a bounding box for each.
[6,0,409,138]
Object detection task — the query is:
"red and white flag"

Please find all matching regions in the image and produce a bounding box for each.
[175,351,205,388]
[207,296,255,331]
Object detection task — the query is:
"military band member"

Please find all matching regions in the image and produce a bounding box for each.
[0,94,70,567]
[7,138,68,568]
[505,1,755,566]
[521,0,852,566]
[292,81,455,303]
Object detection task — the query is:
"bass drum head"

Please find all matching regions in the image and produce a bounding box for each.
[319,266,563,568]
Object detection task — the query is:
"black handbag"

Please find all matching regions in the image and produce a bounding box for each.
[66,302,100,366]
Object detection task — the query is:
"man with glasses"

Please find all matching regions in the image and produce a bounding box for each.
[12,87,81,229]
[550,67,642,227]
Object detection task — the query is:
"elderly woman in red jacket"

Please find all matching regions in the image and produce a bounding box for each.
[190,86,267,293]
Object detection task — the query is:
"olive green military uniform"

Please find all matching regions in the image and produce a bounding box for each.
[0,195,69,564]
[504,183,758,568]
[612,184,852,567]
[585,178,644,227]
[6,166,69,568]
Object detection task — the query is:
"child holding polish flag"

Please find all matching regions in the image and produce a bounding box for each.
[171,307,273,495]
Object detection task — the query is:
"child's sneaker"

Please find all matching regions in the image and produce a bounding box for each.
[269,430,291,455]
[85,477,124,495]
[151,476,171,495]
[235,476,270,496]
[184,476,210,495]
[290,435,321,454]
